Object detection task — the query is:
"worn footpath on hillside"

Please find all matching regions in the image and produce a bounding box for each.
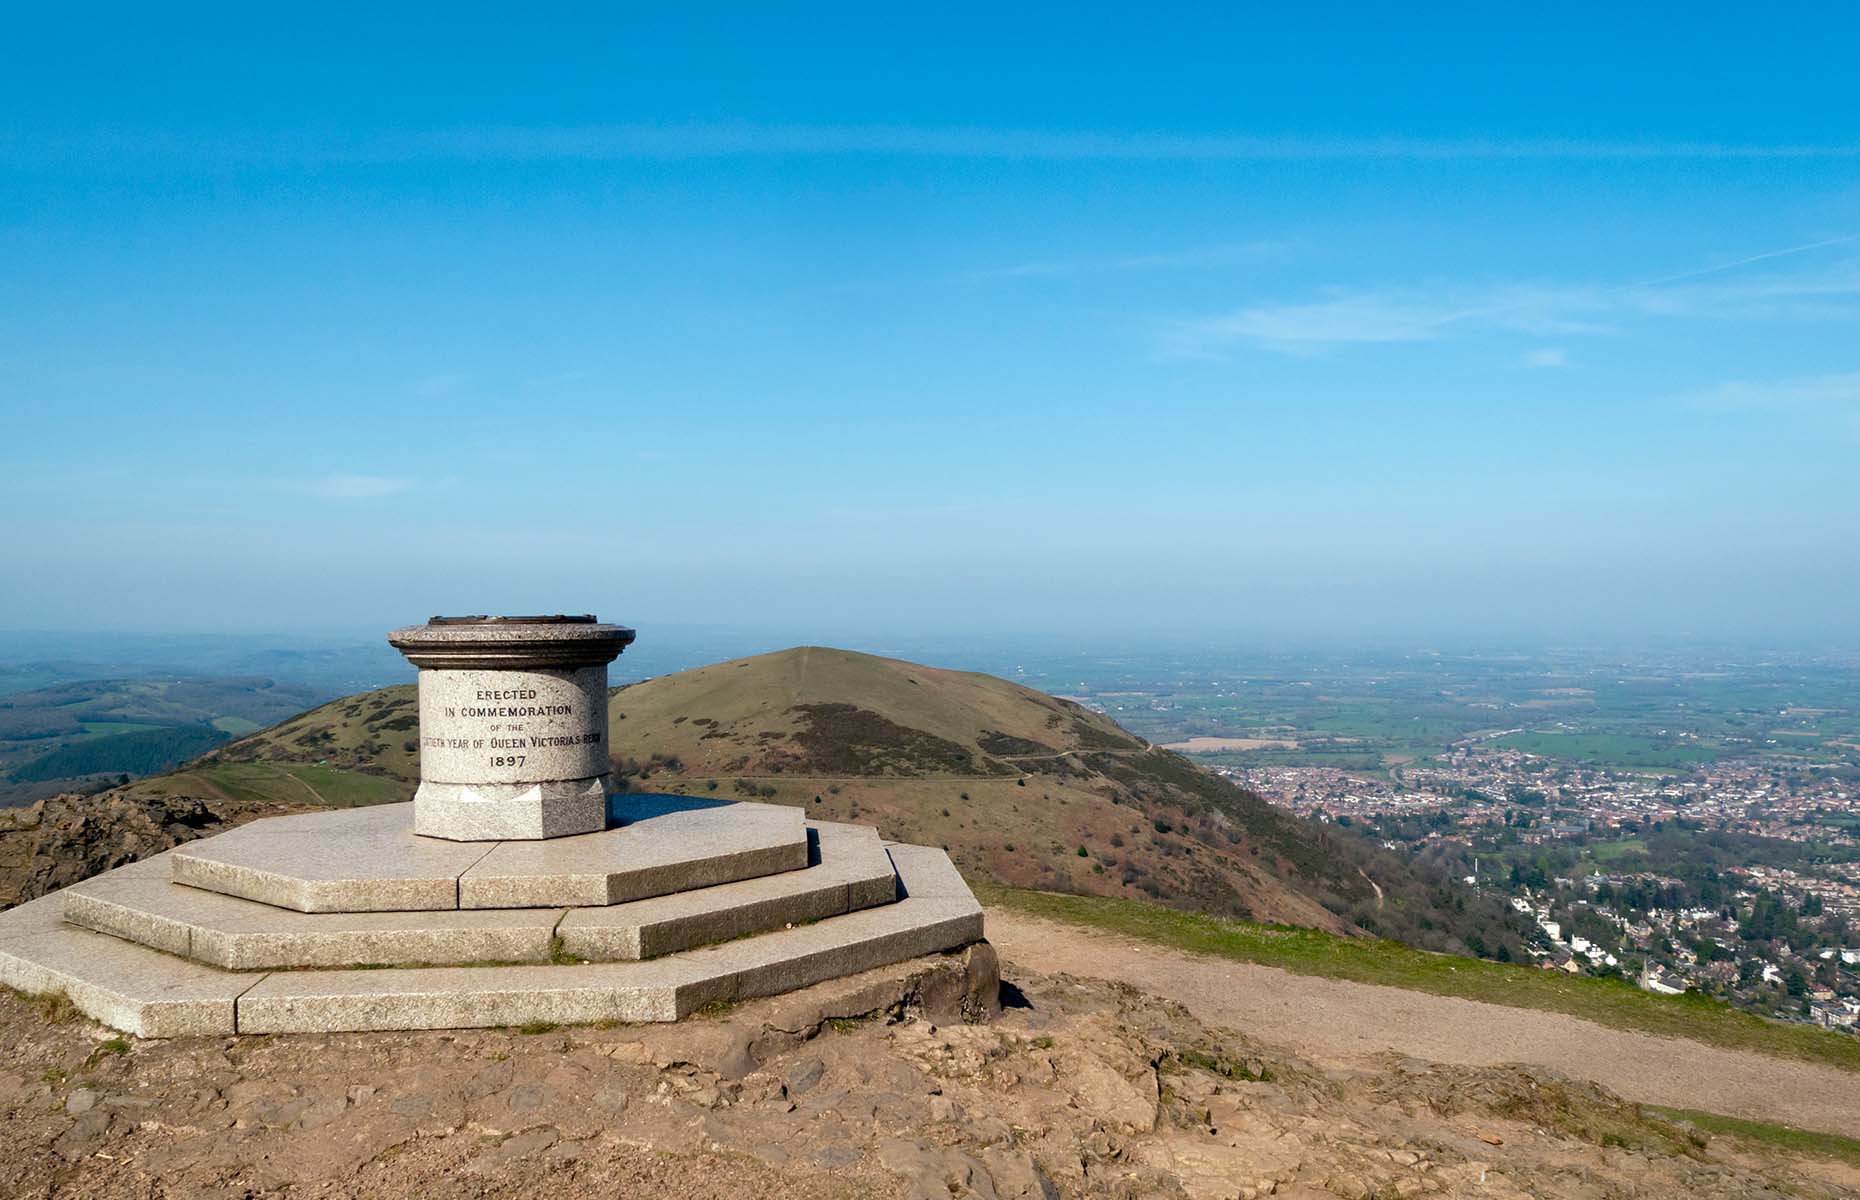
[987,909,1860,1141]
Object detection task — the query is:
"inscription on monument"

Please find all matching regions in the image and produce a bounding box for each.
[416,666,608,784]
[388,615,635,841]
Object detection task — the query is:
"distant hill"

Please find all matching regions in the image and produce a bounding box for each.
[0,676,326,807]
[601,647,1366,926]
[102,647,1526,955]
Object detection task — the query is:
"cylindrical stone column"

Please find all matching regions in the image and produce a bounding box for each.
[387,615,636,840]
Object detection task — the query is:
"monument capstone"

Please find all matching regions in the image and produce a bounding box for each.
[388,615,636,840]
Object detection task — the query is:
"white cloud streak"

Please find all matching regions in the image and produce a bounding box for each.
[1172,282,1618,354]
[1172,238,1860,355]
[1686,373,1860,430]
[305,474,413,499]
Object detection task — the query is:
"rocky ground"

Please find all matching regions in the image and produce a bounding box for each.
[1,944,1854,1199]
[0,791,280,910]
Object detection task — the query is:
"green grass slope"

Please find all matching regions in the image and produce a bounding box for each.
[117,686,420,810]
[203,685,421,781]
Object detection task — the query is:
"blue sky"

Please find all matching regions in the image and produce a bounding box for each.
[3,5,1858,643]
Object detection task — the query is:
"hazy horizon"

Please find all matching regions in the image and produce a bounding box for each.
[5,622,1856,665]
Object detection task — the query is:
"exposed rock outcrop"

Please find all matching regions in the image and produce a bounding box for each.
[0,790,288,909]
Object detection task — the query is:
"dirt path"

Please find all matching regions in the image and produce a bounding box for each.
[278,766,329,805]
[987,909,1860,1140]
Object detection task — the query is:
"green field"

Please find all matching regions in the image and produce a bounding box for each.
[135,762,408,808]
[980,884,1860,1074]
[1492,730,1723,768]
[1586,837,1650,865]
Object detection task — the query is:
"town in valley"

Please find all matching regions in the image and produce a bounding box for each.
[1000,642,1860,1033]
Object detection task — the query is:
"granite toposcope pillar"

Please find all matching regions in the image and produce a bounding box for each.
[387,615,636,840]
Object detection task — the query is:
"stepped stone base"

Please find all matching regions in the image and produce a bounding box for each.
[0,879,253,1038]
[0,800,984,1037]
[62,821,898,969]
[170,797,808,913]
[66,868,563,969]
[239,853,980,1032]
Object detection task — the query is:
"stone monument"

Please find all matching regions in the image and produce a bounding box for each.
[387,615,636,840]
[0,614,989,1037]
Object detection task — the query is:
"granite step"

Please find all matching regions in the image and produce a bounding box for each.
[0,863,258,1038]
[556,820,898,961]
[168,796,807,913]
[0,843,981,1036]
[62,821,898,969]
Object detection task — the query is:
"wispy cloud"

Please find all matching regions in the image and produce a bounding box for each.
[1171,282,1612,355]
[1686,372,1860,432]
[1171,236,1860,356]
[304,473,413,499]
[14,124,1860,169]
[1627,235,1860,288]
[1522,347,1571,369]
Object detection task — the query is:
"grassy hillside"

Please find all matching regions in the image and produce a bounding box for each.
[201,685,421,781]
[122,647,1527,954]
[114,686,423,809]
[605,646,1143,773]
[607,647,1371,930]
[128,762,408,809]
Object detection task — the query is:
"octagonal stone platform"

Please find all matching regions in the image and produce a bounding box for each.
[0,840,983,1036]
[62,820,900,969]
[169,796,807,913]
